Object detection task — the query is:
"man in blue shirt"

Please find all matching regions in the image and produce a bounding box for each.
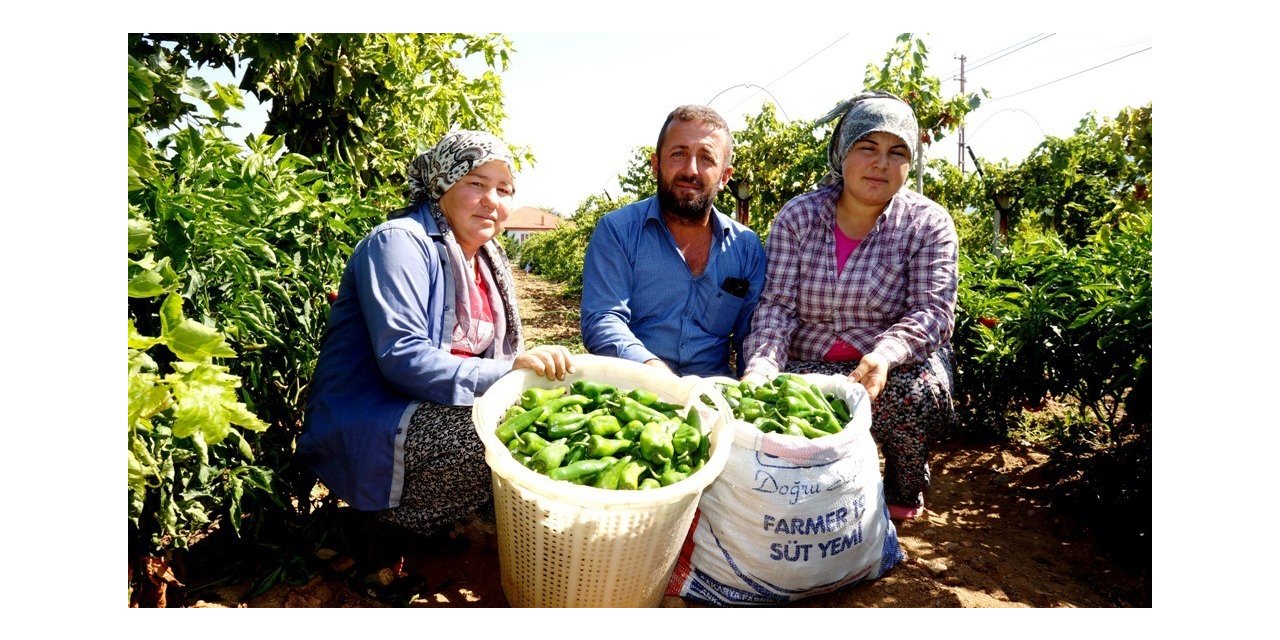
[581,105,765,377]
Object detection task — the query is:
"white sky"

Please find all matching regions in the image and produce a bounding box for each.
[221,31,1153,216]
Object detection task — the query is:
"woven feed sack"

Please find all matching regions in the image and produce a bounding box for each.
[665,374,903,605]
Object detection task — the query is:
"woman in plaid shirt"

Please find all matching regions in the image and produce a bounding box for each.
[742,91,958,521]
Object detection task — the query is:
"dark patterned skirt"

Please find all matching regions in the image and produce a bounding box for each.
[784,346,957,509]
[375,400,494,538]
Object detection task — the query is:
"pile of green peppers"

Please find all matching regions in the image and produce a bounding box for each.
[716,373,852,439]
[496,380,711,489]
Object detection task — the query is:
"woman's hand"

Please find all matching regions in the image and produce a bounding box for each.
[849,353,889,401]
[513,345,575,381]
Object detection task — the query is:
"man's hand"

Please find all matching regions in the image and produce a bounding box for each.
[740,371,768,387]
[513,345,575,381]
[849,353,889,401]
[644,358,674,375]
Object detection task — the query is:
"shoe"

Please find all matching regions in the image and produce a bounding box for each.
[888,504,924,520]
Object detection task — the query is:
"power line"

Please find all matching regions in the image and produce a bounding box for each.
[940,34,1051,81]
[962,33,1055,76]
[723,34,848,115]
[707,83,792,122]
[989,47,1151,102]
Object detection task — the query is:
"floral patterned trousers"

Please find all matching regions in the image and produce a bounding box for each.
[785,346,957,509]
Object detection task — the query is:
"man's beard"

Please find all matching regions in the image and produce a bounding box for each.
[656,171,716,222]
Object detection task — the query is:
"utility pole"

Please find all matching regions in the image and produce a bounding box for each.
[956,54,967,174]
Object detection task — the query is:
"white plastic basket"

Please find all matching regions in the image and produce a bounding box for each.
[472,354,733,607]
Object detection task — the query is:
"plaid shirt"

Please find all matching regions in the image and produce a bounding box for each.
[743,184,958,376]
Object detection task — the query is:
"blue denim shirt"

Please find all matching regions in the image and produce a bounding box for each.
[297,204,513,511]
[580,197,765,377]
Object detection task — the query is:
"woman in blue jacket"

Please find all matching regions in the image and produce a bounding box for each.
[298,131,573,537]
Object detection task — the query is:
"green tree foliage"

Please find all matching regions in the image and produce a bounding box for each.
[128,51,279,605]
[720,103,830,238]
[1002,104,1152,246]
[236,33,522,190]
[618,144,656,200]
[519,193,635,295]
[863,33,985,146]
[128,33,519,601]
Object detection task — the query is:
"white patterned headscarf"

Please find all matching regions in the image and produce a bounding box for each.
[406,130,516,203]
[815,91,919,186]
[400,130,524,361]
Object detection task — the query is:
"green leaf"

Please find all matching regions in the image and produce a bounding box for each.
[128,318,162,352]
[127,269,168,298]
[167,362,267,443]
[127,55,157,109]
[228,475,245,536]
[128,370,171,428]
[128,218,156,254]
[128,127,159,183]
[166,319,238,362]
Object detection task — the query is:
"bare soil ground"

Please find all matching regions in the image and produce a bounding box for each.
[189,270,1150,608]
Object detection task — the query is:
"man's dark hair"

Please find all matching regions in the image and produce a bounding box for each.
[655,105,734,166]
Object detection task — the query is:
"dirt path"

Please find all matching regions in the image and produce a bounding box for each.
[194,270,1150,608]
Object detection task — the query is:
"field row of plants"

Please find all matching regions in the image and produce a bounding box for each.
[127,32,1151,606]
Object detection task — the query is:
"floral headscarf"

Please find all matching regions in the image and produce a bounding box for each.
[815,91,919,185]
[406,130,516,203]
[400,131,524,361]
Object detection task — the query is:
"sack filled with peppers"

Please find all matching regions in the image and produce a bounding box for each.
[716,373,853,439]
[495,380,711,490]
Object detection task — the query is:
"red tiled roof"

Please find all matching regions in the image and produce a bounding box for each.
[505,207,561,231]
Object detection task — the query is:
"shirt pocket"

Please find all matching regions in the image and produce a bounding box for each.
[864,261,908,317]
[699,288,747,337]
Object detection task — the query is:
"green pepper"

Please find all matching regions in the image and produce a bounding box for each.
[827,394,851,424]
[501,404,526,423]
[620,419,645,441]
[780,376,836,416]
[529,441,571,472]
[586,435,632,458]
[639,421,675,466]
[563,442,587,466]
[616,396,668,425]
[719,384,743,402]
[786,415,831,439]
[545,410,594,439]
[658,462,692,487]
[593,456,632,490]
[638,478,662,490]
[736,396,767,422]
[754,417,789,434]
[572,380,618,402]
[672,423,701,456]
[496,405,548,445]
[521,386,567,410]
[548,457,616,484]
[617,460,647,490]
[684,405,701,431]
[651,400,685,414]
[752,384,779,404]
[780,394,819,417]
[626,388,660,407]
[587,414,622,437]
[512,452,532,468]
[542,394,592,414]
[517,431,551,455]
